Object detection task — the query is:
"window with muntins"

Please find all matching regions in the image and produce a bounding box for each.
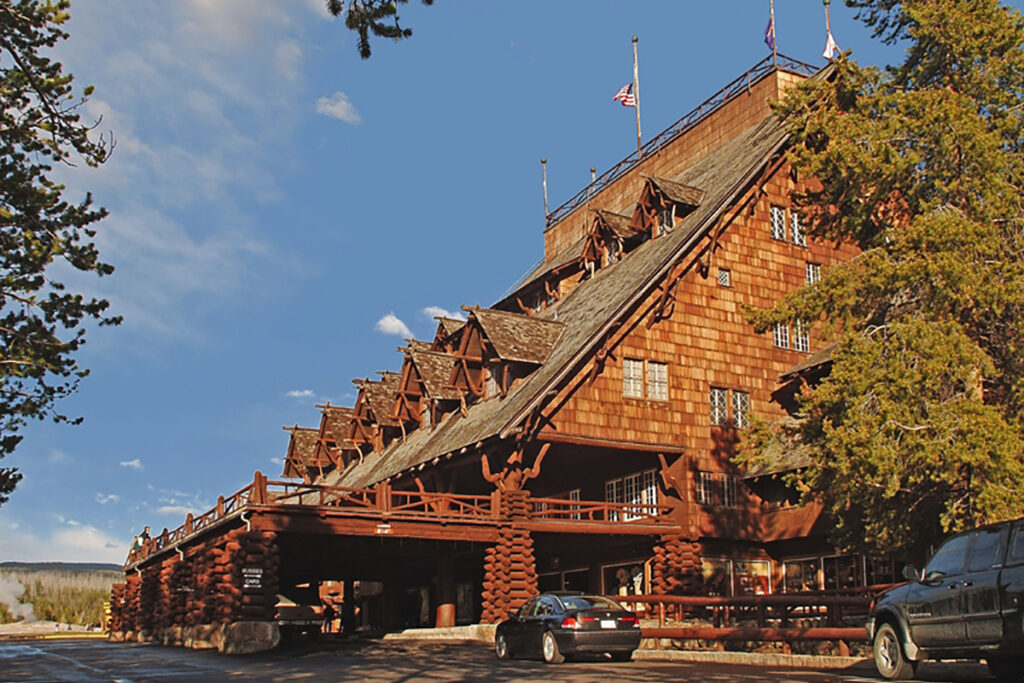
[791,212,806,246]
[608,470,658,521]
[773,323,789,349]
[770,205,787,241]
[806,262,821,284]
[623,358,644,398]
[732,391,750,429]
[695,471,740,508]
[793,320,810,353]
[709,387,729,425]
[647,361,668,400]
[717,267,731,287]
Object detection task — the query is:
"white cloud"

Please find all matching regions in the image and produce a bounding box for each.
[48,449,70,463]
[286,389,315,399]
[96,493,120,505]
[315,91,362,124]
[270,457,284,465]
[375,313,412,337]
[156,505,200,517]
[422,305,465,321]
[120,458,143,471]
[275,40,303,81]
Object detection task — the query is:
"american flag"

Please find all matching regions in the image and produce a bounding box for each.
[613,82,635,107]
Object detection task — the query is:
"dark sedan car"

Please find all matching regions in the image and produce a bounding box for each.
[494,592,642,664]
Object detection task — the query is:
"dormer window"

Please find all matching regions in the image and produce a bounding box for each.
[657,205,675,236]
[605,238,620,266]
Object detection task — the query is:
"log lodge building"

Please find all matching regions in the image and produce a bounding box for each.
[109,56,896,650]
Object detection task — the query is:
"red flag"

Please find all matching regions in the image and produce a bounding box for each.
[613,83,635,107]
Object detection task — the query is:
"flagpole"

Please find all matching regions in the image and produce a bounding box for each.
[769,0,777,66]
[632,35,642,160]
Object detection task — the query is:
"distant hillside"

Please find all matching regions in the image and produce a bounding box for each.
[1,564,121,626]
[0,562,121,573]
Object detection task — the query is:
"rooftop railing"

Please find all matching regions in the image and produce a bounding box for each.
[544,54,818,229]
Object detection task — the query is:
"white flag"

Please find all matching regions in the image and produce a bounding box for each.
[823,30,840,60]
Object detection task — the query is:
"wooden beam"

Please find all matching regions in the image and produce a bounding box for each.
[538,431,684,454]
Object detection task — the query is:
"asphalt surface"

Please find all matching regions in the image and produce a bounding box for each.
[0,637,999,682]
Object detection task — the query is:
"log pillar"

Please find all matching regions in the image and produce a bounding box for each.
[434,555,456,628]
[651,535,703,594]
[381,565,401,631]
[480,489,537,623]
[342,578,356,635]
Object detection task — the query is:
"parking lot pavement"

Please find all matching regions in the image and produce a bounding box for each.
[0,637,997,682]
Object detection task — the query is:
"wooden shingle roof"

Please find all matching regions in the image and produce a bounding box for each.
[410,348,460,400]
[468,307,564,365]
[593,209,641,240]
[361,372,401,427]
[644,175,707,208]
[329,111,792,489]
[282,426,318,478]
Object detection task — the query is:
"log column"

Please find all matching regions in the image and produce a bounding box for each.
[238,530,280,620]
[108,582,127,638]
[652,536,703,594]
[434,555,456,628]
[481,490,537,623]
[342,578,356,634]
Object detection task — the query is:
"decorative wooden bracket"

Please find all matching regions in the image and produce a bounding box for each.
[647,263,685,328]
[480,443,550,492]
[657,452,687,500]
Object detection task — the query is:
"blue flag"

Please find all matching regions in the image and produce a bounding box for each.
[764,17,776,51]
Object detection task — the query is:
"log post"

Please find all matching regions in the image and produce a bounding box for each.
[435,555,456,628]
[342,579,356,635]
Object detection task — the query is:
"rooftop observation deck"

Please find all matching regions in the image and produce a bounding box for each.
[125,471,679,570]
[544,53,817,230]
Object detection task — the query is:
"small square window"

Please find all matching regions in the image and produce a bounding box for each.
[806,262,821,284]
[773,323,790,349]
[770,205,787,241]
[623,358,644,398]
[647,361,668,401]
[791,212,806,246]
[709,387,729,425]
[717,268,732,287]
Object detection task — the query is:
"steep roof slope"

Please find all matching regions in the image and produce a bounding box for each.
[331,114,790,488]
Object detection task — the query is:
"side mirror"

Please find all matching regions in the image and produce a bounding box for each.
[507,610,519,621]
[902,565,923,582]
[922,570,946,586]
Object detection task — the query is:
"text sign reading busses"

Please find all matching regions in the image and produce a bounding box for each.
[243,567,263,589]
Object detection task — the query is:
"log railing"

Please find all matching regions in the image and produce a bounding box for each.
[544,54,818,228]
[126,472,677,567]
[613,591,888,646]
[529,497,674,525]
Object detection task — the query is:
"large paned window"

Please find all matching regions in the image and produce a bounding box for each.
[793,320,811,353]
[606,470,658,521]
[806,262,821,284]
[784,559,820,592]
[710,386,750,428]
[773,322,790,349]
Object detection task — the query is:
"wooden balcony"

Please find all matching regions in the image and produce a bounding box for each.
[125,471,680,568]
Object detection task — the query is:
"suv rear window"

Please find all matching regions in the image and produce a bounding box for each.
[1011,525,1024,563]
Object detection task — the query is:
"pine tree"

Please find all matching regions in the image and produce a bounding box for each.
[326,0,435,60]
[0,1,119,505]
[742,0,1024,561]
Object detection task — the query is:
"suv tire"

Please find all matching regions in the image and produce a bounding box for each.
[873,622,916,680]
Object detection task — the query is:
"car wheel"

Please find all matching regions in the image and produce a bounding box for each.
[987,656,1024,683]
[541,630,565,664]
[494,632,511,660]
[610,651,632,662]
[873,622,916,680]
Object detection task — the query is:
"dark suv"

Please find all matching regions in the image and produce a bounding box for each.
[867,516,1024,681]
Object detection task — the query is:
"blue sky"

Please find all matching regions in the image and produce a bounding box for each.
[0,1,925,563]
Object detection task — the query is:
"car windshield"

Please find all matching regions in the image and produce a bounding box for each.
[558,595,623,611]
